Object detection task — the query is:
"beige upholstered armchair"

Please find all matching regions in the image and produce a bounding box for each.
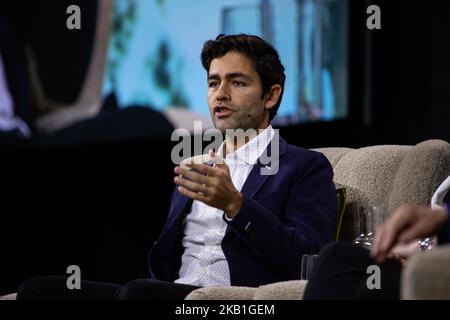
[185,139,450,300]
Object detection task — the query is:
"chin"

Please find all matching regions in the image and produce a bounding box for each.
[213,119,238,132]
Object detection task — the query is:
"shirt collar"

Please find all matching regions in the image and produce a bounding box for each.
[216,125,275,165]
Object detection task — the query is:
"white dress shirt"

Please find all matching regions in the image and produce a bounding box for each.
[175,126,275,287]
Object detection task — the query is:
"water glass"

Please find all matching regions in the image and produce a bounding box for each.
[353,205,385,249]
[301,254,319,280]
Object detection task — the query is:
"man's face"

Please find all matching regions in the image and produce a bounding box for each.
[207,51,271,133]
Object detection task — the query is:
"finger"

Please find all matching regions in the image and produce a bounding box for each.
[178,185,207,202]
[371,224,385,257]
[175,166,210,185]
[179,168,210,185]
[372,223,385,251]
[398,208,447,243]
[389,240,421,259]
[397,222,433,243]
[210,151,225,165]
[188,163,218,176]
[174,176,208,194]
[376,222,402,259]
[214,162,230,172]
[371,225,391,263]
[374,209,411,261]
[174,165,189,176]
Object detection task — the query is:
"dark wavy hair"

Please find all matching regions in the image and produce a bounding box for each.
[201,34,286,121]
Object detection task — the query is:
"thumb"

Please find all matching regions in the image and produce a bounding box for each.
[214,161,229,172]
[209,149,225,166]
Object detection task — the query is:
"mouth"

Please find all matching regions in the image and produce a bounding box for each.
[213,105,234,118]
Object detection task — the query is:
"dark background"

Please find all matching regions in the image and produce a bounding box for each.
[280,0,450,149]
[1,0,450,295]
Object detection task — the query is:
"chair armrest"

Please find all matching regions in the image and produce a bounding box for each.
[401,244,450,299]
[185,280,308,300]
[185,286,256,300]
[254,280,307,300]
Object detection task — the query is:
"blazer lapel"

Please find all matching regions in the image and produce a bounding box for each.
[240,133,287,198]
[240,164,270,198]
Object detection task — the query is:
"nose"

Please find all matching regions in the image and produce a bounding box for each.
[215,83,230,101]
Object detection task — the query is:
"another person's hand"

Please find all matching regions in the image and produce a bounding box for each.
[174,160,243,219]
[370,205,448,263]
[386,240,424,266]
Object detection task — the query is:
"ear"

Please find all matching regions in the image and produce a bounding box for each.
[264,85,282,110]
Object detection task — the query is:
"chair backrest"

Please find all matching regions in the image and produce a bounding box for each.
[314,139,450,240]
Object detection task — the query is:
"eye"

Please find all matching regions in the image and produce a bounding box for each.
[232,80,245,87]
[208,81,219,88]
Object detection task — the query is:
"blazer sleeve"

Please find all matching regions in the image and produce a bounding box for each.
[224,152,337,279]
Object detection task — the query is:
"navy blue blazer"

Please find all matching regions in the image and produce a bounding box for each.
[148,135,337,287]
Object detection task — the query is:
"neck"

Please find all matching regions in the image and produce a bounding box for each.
[223,125,269,155]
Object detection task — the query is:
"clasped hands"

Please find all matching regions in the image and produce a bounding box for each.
[174,152,243,219]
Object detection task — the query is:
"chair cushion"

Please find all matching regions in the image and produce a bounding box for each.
[388,139,450,213]
[254,280,307,300]
[331,145,410,239]
[184,286,256,300]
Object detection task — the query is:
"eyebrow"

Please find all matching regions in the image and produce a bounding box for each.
[207,72,253,81]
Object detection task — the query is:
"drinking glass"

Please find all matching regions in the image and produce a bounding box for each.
[301,254,319,280]
[353,205,385,249]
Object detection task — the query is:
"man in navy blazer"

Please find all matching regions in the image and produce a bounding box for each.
[146,34,337,293]
[148,133,337,287]
[17,34,337,300]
